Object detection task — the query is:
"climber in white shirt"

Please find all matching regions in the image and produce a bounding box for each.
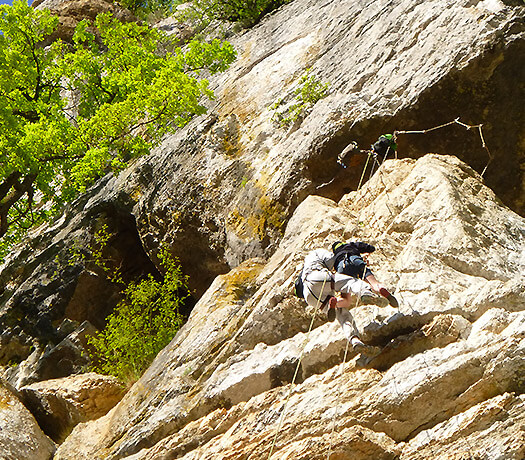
[301,247,382,351]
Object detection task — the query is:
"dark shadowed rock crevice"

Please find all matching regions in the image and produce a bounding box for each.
[0,191,161,386]
[310,27,525,212]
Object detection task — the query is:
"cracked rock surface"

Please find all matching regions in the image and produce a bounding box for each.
[55,154,525,459]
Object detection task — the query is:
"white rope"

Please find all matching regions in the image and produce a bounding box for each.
[267,275,327,459]
[394,117,493,177]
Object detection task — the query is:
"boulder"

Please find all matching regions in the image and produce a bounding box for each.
[54,154,525,459]
[20,372,126,443]
[34,0,137,44]
[0,380,56,460]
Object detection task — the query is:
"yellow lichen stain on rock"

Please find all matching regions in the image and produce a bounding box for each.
[227,194,286,242]
[221,259,264,302]
[256,195,287,234]
[0,394,12,410]
[130,185,143,202]
[227,209,249,240]
[222,132,243,158]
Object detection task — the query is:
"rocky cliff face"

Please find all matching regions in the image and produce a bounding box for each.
[2,0,521,379]
[131,0,524,287]
[0,0,524,458]
[54,154,525,459]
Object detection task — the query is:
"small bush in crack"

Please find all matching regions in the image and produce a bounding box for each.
[270,69,330,128]
[88,246,187,383]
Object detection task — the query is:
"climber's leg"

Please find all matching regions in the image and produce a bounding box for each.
[334,308,367,351]
[364,274,399,308]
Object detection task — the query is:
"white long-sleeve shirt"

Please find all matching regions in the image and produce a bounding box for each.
[302,248,335,279]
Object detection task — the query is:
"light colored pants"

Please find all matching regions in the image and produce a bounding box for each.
[335,307,359,341]
[303,270,370,341]
[303,270,372,308]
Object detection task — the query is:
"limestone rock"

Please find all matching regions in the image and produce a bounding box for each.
[400,392,525,459]
[20,373,126,443]
[2,0,523,386]
[128,0,525,282]
[0,380,56,460]
[34,0,137,44]
[54,154,525,459]
[0,0,524,455]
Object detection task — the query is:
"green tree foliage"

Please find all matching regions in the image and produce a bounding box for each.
[119,0,185,19]
[88,246,187,383]
[0,1,236,258]
[179,0,292,33]
[217,0,291,25]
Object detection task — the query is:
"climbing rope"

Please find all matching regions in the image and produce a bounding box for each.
[326,270,366,459]
[326,333,352,459]
[394,117,493,176]
[267,275,328,459]
[325,147,387,458]
[324,118,493,458]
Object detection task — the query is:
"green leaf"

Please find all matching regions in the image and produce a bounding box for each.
[0,4,236,257]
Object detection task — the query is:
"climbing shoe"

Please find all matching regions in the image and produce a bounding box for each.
[350,336,366,352]
[327,296,337,322]
[379,288,399,308]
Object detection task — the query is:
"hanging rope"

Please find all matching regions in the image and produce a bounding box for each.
[326,269,367,459]
[267,275,328,459]
[326,334,352,459]
[268,131,380,458]
[325,145,389,458]
[364,153,488,459]
[322,118,493,458]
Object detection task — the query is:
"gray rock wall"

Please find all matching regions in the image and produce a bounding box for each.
[54,154,525,459]
[131,0,524,292]
[0,0,523,451]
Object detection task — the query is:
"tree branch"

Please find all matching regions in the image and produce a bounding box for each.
[12,109,40,122]
[0,172,37,238]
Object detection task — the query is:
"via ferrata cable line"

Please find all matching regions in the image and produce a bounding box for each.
[394,117,493,176]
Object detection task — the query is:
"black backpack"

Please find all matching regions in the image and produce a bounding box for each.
[372,134,397,157]
[294,270,305,298]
